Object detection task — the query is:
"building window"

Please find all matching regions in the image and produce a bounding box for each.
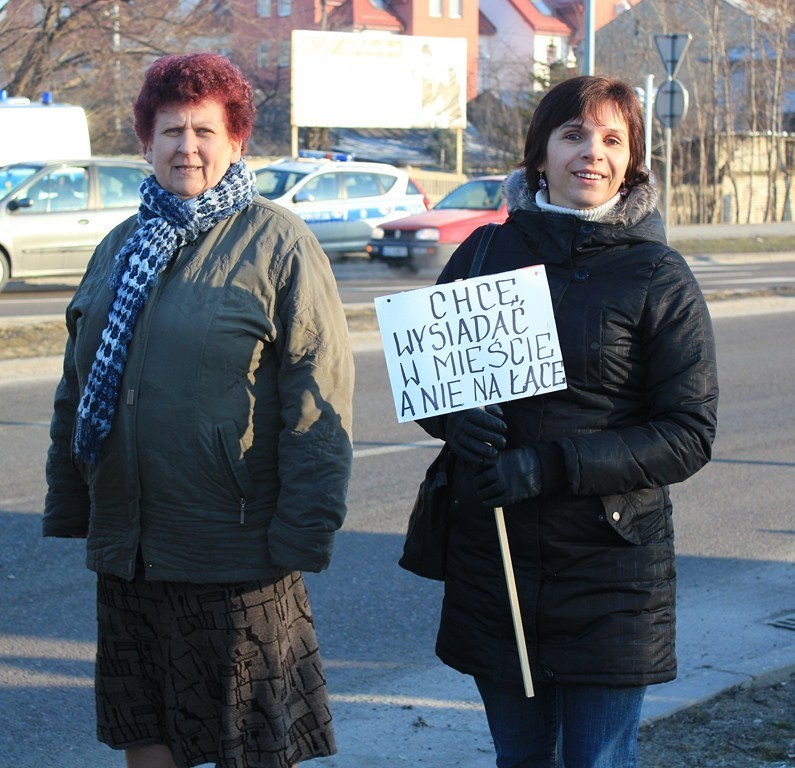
[277,0,291,16]
[257,0,271,16]
[278,40,291,68]
[429,0,442,17]
[448,0,462,18]
[258,42,271,68]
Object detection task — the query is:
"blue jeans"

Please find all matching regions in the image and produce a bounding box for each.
[475,677,647,768]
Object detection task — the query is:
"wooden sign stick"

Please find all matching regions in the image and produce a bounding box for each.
[494,506,535,697]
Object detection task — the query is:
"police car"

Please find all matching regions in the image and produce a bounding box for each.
[254,151,429,257]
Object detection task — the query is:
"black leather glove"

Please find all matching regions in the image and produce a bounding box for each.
[473,447,543,507]
[445,405,507,464]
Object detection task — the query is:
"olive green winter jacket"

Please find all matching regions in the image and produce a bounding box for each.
[44,196,354,583]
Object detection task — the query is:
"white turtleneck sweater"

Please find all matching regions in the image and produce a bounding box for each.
[535,188,623,222]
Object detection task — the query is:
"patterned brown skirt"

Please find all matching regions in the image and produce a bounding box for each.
[95,567,336,768]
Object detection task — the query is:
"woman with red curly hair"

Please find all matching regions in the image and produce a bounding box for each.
[44,53,354,768]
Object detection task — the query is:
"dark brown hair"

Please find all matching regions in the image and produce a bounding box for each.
[521,75,648,193]
[133,53,256,153]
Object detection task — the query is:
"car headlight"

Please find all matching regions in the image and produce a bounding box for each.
[371,227,385,240]
[415,228,440,241]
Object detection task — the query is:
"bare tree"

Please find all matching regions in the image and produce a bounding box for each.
[596,0,794,224]
[749,0,793,221]
[0,0,269,153]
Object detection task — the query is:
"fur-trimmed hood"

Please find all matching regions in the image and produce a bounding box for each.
[502,168,660,229]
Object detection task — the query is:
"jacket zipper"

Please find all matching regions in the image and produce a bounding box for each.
[217,424,250,525]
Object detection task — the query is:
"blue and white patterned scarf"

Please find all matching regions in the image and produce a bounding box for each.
[73,159,258,464]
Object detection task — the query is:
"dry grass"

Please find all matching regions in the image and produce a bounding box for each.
[671,236,795,255]
[639,672,795,767]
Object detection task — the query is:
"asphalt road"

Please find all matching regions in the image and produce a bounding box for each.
[1,304,795,767]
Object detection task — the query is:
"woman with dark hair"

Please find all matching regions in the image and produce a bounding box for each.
[44,53,353,768]
[418,75,718,767]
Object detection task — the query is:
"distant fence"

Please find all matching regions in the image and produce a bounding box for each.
[407,168,467,206]
[665,134,795,224]
[670,180,794,225]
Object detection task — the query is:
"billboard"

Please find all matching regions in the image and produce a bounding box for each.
[291,30,467,130]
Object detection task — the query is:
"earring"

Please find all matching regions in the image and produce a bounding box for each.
[619,183,629,198]
[538,172,548,190]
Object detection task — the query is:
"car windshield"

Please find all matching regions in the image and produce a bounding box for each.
[255,167,310,200]
[436,179,503,211]
[0,164,42,201]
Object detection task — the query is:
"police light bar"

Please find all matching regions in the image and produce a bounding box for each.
[298,149,354,161]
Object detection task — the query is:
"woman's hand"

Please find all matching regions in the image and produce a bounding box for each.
[474,447,543,507]
[445,405,507,464]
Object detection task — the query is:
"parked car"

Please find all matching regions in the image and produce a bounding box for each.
[366,175,508,273]
[0,157,151,291]
[254,152,429,257]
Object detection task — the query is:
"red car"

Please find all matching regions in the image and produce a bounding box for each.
[366,175,507,273]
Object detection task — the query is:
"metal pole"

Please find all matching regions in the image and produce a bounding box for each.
[664,125,672,233]
[582,0,596,75]
[644,74,654,169]
[112,1,122,136]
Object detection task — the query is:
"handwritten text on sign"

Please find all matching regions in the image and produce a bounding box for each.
[374,267,567,422]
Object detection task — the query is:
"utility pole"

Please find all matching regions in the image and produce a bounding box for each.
[581,0,595,75]
[111,1,122,138]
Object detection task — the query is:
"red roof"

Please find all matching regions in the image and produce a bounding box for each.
[329,0,404,31]
[506,0,572,34]
[479,10,498,35]
[544,0,643,32]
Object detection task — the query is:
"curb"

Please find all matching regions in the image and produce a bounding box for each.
[641,645,795,726]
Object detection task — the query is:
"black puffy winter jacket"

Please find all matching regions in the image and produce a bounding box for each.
[420,170,718,687]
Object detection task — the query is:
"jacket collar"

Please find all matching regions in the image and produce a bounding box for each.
[502,169,660,229]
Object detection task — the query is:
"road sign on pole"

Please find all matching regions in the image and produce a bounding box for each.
[653,33,693,235]
[655,78,689,129]
[654,33,692,79]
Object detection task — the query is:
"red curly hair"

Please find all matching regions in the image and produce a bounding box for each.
[134,53,256,153]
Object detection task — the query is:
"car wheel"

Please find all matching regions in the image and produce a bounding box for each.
[0,251,9,293]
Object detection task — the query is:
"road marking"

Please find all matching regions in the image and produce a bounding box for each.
[702,276,795,285]
[353,439,440,459]
[1,297,68,306]
[0,634,95,659]
[0,495,41,508]
[0,665,93,687]
[329,692,484,711]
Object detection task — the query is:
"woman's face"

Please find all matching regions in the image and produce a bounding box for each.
[144,99,242,199]
[538,104,631,210]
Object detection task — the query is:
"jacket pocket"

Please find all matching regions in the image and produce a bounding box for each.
[585,306,640,386]
[600,487,671,545]
[215,421,256,524]
[585,305,603,382]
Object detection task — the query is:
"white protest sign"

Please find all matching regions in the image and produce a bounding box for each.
[374,266,567,423]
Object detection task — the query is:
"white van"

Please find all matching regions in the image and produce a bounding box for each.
[0,92,91,166]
